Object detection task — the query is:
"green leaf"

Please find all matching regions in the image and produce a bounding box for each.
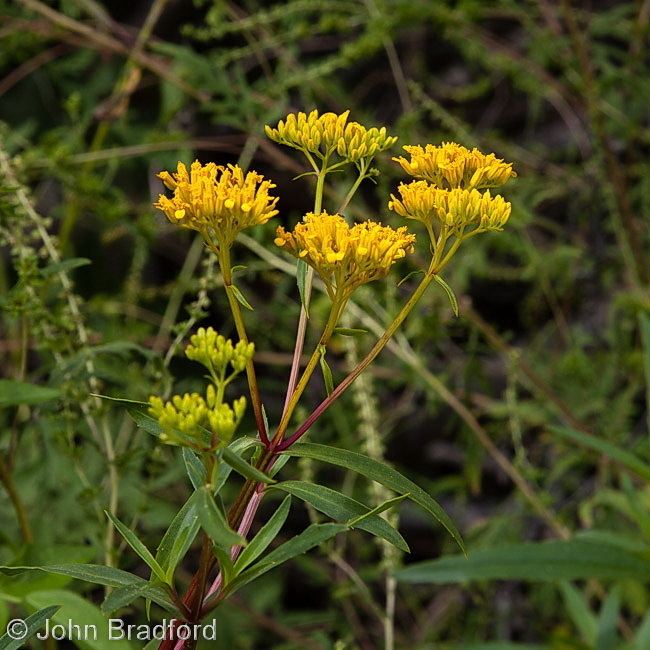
[273,481,409,553]
[296,259,309,316]
[90,393,149,406]
[155,491,201,582]
[0,601,7,638]
[213,437,261,494]
[182,448,206,490]
[229,283,254,311]
[105,512,167,584]
[283,443,464,553]
[445,641,549,650]
[100,581,175,616]
[395,540,650,583]
[559,582,597,645]
[0,380,60,408]
[398,269,424,287]
[221,446,275,485]
[262,522,346,566]
[0,564,143,588]
[128,410,197,447]
[596,587,620,650]
[333,327,368,338]
[197,487,245,549]
[0,605,59,650]
[551,426,650,481]
[128,410,163,437]
[234,496,291,573]
[318,346,334,396]
[40,257,91,278]
[432,273,459,316]
[212,544,235,587]
[261,405,270,440]
[634,610,650,650]
[347,494,409,527]
[26,590,133,650]
[220,523,346,600]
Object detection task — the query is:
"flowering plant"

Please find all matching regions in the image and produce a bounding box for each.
[9,112,515,649]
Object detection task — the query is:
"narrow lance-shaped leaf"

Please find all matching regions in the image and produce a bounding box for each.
[595,587,620,650]
[25,590,133,650]
[216,523,347,602]
[0,564,145,588]
[212,544,235,587]
[213,437,261,495]
[40,257,91,277]
[551,425,650,482]
[296,259,310,316]
[273,481,409,553]
[229,283,254,311]
[347,493,409,527]
[105,512,168,584]
[101,581,177,616]
[559,582,598,646]
[182,448,207,490]
[395,540,650,583]
[0,380,60,408]
[318,346,334,396]
[155,490,201,582]
[432,273,459,316]
[197,487,245,549]
[0,605,60,650]
[90,393,149,406]
[283,443,464,553]
[333,327,368,338]
[221,446,275,485]
[234,495,292,573]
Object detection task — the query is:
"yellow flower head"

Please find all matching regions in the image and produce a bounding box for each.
[389,181,511,234]
[274,212,415,299]
[393,142,516,189]
[265,110,397,163]
[154,161,279,249]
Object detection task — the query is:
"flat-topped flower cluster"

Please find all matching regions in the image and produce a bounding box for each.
[154,162,279,251]
[150,110,516,447]
[275,212,415,302]
[389,142,515,258]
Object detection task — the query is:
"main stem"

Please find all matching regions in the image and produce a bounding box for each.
[281,165,327,415]
[219,247,269,446]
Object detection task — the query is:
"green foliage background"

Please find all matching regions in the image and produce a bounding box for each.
[0,0,649,648]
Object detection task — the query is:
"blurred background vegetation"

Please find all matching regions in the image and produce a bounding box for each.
[0,0,649,648]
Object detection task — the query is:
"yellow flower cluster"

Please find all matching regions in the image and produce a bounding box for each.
[154,161,279,249]
[185,327,255,374]
[265,110,397,163]
[275,212,415,300]
[389,182,511,234]
[393,142,516,190]
[389,143,515,248]
[149,390,246,449]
